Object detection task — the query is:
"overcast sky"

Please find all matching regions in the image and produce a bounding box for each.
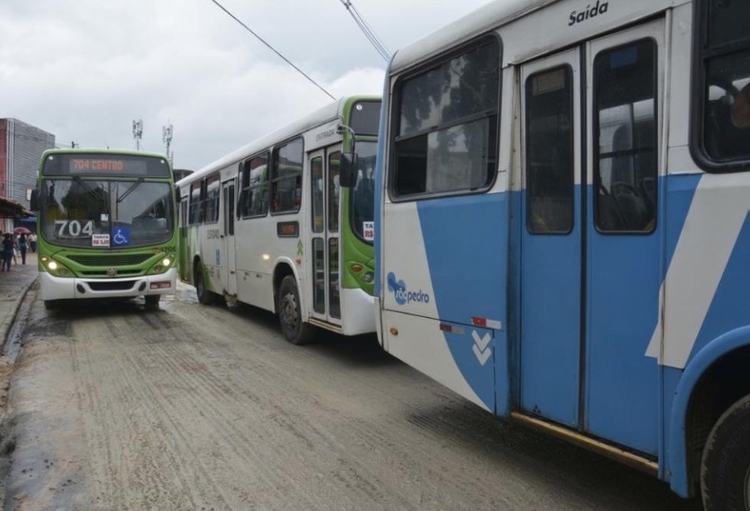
[0,0,493,171]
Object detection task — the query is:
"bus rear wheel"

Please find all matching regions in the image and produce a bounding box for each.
[278,276,314,345]
[701,393,750,511]
[194,262,214,305]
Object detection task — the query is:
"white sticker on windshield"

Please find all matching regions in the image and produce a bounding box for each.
[92,234,110,247]
[100,213,109,222]
[363,221,374,241]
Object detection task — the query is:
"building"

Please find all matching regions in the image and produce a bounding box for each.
[0,119,54,231]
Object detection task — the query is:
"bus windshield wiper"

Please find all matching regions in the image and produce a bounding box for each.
[117,178,145,203]
[73,176,106,202]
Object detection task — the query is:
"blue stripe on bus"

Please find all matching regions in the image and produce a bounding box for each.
[519,187,582,428]
[416,193,508,411]
[664,173,701,274]
[585,210,661,454]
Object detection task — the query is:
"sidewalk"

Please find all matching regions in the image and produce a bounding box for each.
[0,251,39,345]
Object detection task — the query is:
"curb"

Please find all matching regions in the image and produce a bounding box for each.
[0,277,38,357]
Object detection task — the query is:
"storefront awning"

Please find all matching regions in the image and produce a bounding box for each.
[0,197,33,219]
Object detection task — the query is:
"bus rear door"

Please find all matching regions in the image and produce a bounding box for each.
[308,146,343,326]
[222,179,237,297]
[518,20,665,455]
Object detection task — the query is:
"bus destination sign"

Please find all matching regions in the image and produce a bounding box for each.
[70,158,148,175]
[43,153,170,177]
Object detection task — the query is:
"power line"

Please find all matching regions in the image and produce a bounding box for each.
[339,0,390,61]
[208,0,336,101]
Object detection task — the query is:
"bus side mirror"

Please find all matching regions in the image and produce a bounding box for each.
[29,189,39,211]
[174,185,181,203]
[339,152,358,188]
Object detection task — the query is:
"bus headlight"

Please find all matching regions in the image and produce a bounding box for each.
[363,271,374,283]
[148,257,173,275]
[44,259,70,277]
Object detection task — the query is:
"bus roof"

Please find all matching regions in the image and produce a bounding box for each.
[390,0,558,74]
[389,0,685,73]
[179,94,380,187]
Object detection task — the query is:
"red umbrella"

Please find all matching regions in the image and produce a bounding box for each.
[13,227,31,235]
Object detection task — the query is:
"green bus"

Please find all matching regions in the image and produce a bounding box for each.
[31,149,178,308]
[176,95,379,343]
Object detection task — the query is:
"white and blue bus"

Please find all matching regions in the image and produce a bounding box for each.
[363,0,750,508]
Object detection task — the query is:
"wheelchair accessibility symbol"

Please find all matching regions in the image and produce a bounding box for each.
[113,228,130,246]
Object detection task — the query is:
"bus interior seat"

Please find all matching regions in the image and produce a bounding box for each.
[608,124,653,230]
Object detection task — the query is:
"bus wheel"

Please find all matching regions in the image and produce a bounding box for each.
[701,393,750,511]
[194,262,213,305]
[278,276,314,345]
[145,295,161,308]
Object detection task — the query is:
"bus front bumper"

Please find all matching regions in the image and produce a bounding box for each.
[40,268,178,301]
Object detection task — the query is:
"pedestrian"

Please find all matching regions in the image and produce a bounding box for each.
[1,234,13,271]
[11,235,18,265]
[18,233,27,265]
[29,232,36,253]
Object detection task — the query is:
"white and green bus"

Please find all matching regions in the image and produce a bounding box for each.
[32,149,178,308]
[177,95,380,343]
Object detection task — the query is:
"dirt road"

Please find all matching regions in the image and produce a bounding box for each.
[1,283,699,510]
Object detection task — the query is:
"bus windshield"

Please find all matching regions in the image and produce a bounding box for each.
[40,178,175,249]
[350,140,377,242]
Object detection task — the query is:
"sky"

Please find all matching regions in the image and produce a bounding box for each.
[0,0,493,172]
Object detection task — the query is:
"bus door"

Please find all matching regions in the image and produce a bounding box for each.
[222,180,237,296]
[519,20,664,455]
[520,48,582,428]
[309,146,343,325]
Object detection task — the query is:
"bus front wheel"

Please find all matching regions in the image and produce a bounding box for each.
[145,295,161,308]
[194,262,214,305]
[278,276,314,345]
[701,393,750,511]
[44,300,60,310]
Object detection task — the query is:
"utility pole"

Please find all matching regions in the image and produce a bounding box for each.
[162,123,174,163]
[132,119,143,150]
[71,141,77,148]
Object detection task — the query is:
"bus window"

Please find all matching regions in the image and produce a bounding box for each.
[271,138,303,214]
[694,0,750,167]
[525,66,574,234]
[189,182,202,224]
[391,38,500,199]
[311,157,324,232]
[328,151,340,232]
[594,39,657,232]
[240,153,269,218]
[203,173,220,224]
[350,141,376,242]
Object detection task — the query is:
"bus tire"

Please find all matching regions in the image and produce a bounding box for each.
[701,393,750,511]
[194,262,214,305]
[278,276,314,345]
[44,300,59,310]
[145,295,161,308]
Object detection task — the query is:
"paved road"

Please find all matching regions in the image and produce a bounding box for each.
[1,283,701,510]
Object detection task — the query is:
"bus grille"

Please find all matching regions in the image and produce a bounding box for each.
[88,281,137,291]
[67,254,152,266]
